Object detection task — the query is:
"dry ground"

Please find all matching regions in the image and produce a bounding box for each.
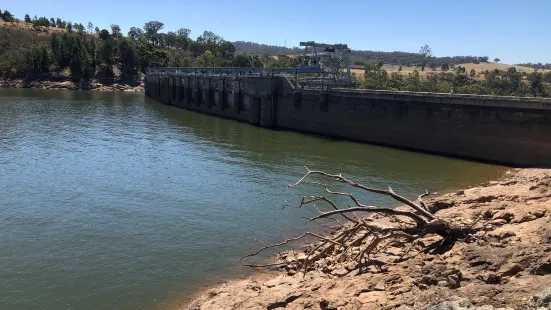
[183,168,551,310]
[0,19,68,34]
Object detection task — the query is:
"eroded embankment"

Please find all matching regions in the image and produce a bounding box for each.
[183,168,551,310]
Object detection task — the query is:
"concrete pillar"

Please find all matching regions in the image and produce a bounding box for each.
[216,78,225,111]
[246,76,276,128]
[201,77,212,108]
[168,76,174,105]
[232,79,241,113]
[192,77,200,105]
[176,76,183,104]
[182,77,190,104]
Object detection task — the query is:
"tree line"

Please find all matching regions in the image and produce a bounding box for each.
[516,63,551,70]
[231,41,492,68]
[0,9,305,79]
[360,61,551,97]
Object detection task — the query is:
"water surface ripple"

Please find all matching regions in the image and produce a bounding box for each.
[0,89,503,309]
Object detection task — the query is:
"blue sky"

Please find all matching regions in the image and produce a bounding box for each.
[4,0,550,64]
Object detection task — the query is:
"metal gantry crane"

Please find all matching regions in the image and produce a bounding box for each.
[299,41,352,87]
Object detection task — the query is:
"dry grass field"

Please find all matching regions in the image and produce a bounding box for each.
[350,62,550,79]
[0,19,67,34]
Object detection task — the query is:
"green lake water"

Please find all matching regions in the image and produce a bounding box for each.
[0,88,504,309]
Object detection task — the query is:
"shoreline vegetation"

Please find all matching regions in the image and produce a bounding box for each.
[1,10,551,97]
[184,168,551,310]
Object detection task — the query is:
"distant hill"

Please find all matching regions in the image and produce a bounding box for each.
[231,41,490,68]
[516,63,551,70]
[232,41,302,56]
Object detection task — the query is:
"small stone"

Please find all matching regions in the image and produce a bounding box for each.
[532,210,546,218]
[498,263,523,277]
[481,273,501,284]
[456,190,465,195]
[490,219,507,226]
[529,185,539,190]
[331,268,348,277]
[515,213,537,223]
[500,180,517,186]
[493,211,514,222]
[373,281,385,291]
[437,280,448,287]
[295,253,308,262]
[447,274,461,288]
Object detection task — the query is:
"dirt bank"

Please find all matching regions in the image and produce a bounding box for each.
[0,77,143,92]
[183,168,551,309]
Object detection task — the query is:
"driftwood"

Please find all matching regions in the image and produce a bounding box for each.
[242,167,477,273]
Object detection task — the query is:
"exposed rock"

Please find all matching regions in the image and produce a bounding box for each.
[490,219,508,226]
[266,293,302,310]
[429,199,456,213]
[532,288,551,308]
[1,78,143,92]
[480,273,501,284]
[497,263,523,277]
[513,213,537,223]
[466,195,499,204]
[532,210,546,218]
[532,254,551,275]
[493,211,514,222]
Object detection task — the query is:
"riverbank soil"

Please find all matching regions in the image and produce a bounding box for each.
[0,77,143,91]
[184,168,551,309]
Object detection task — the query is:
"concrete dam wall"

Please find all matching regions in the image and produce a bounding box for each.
[145,75,551,167]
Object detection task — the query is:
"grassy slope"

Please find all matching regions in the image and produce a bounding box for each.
[351,63,551,79]
[0,19,68,34]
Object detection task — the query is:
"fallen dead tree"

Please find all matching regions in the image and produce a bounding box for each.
[242,167,480,273]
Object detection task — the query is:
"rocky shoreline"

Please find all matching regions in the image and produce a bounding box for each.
[183,168,551,310]
[0,78,144,92]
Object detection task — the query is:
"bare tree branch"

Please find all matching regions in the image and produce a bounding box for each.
[243,168,476,275]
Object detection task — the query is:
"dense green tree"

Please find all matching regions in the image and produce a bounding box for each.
[87,21,93,34]
[94,26,100,34]
[32,17,50,28]
[144,21,164,45]
[128,27,143,41]
[110,24,121,37]
[494,58,500,63]
[118,38,138,75]
[441,63,449,71]
[3,10,14,22]
[27,45,51,73]
[196,50,215,67]
[24,14,31,23]
[66,22,73,32]
[50,18,55,27]
[99,29,110,41]
[419,44,432,71]
[233,52,252,67]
